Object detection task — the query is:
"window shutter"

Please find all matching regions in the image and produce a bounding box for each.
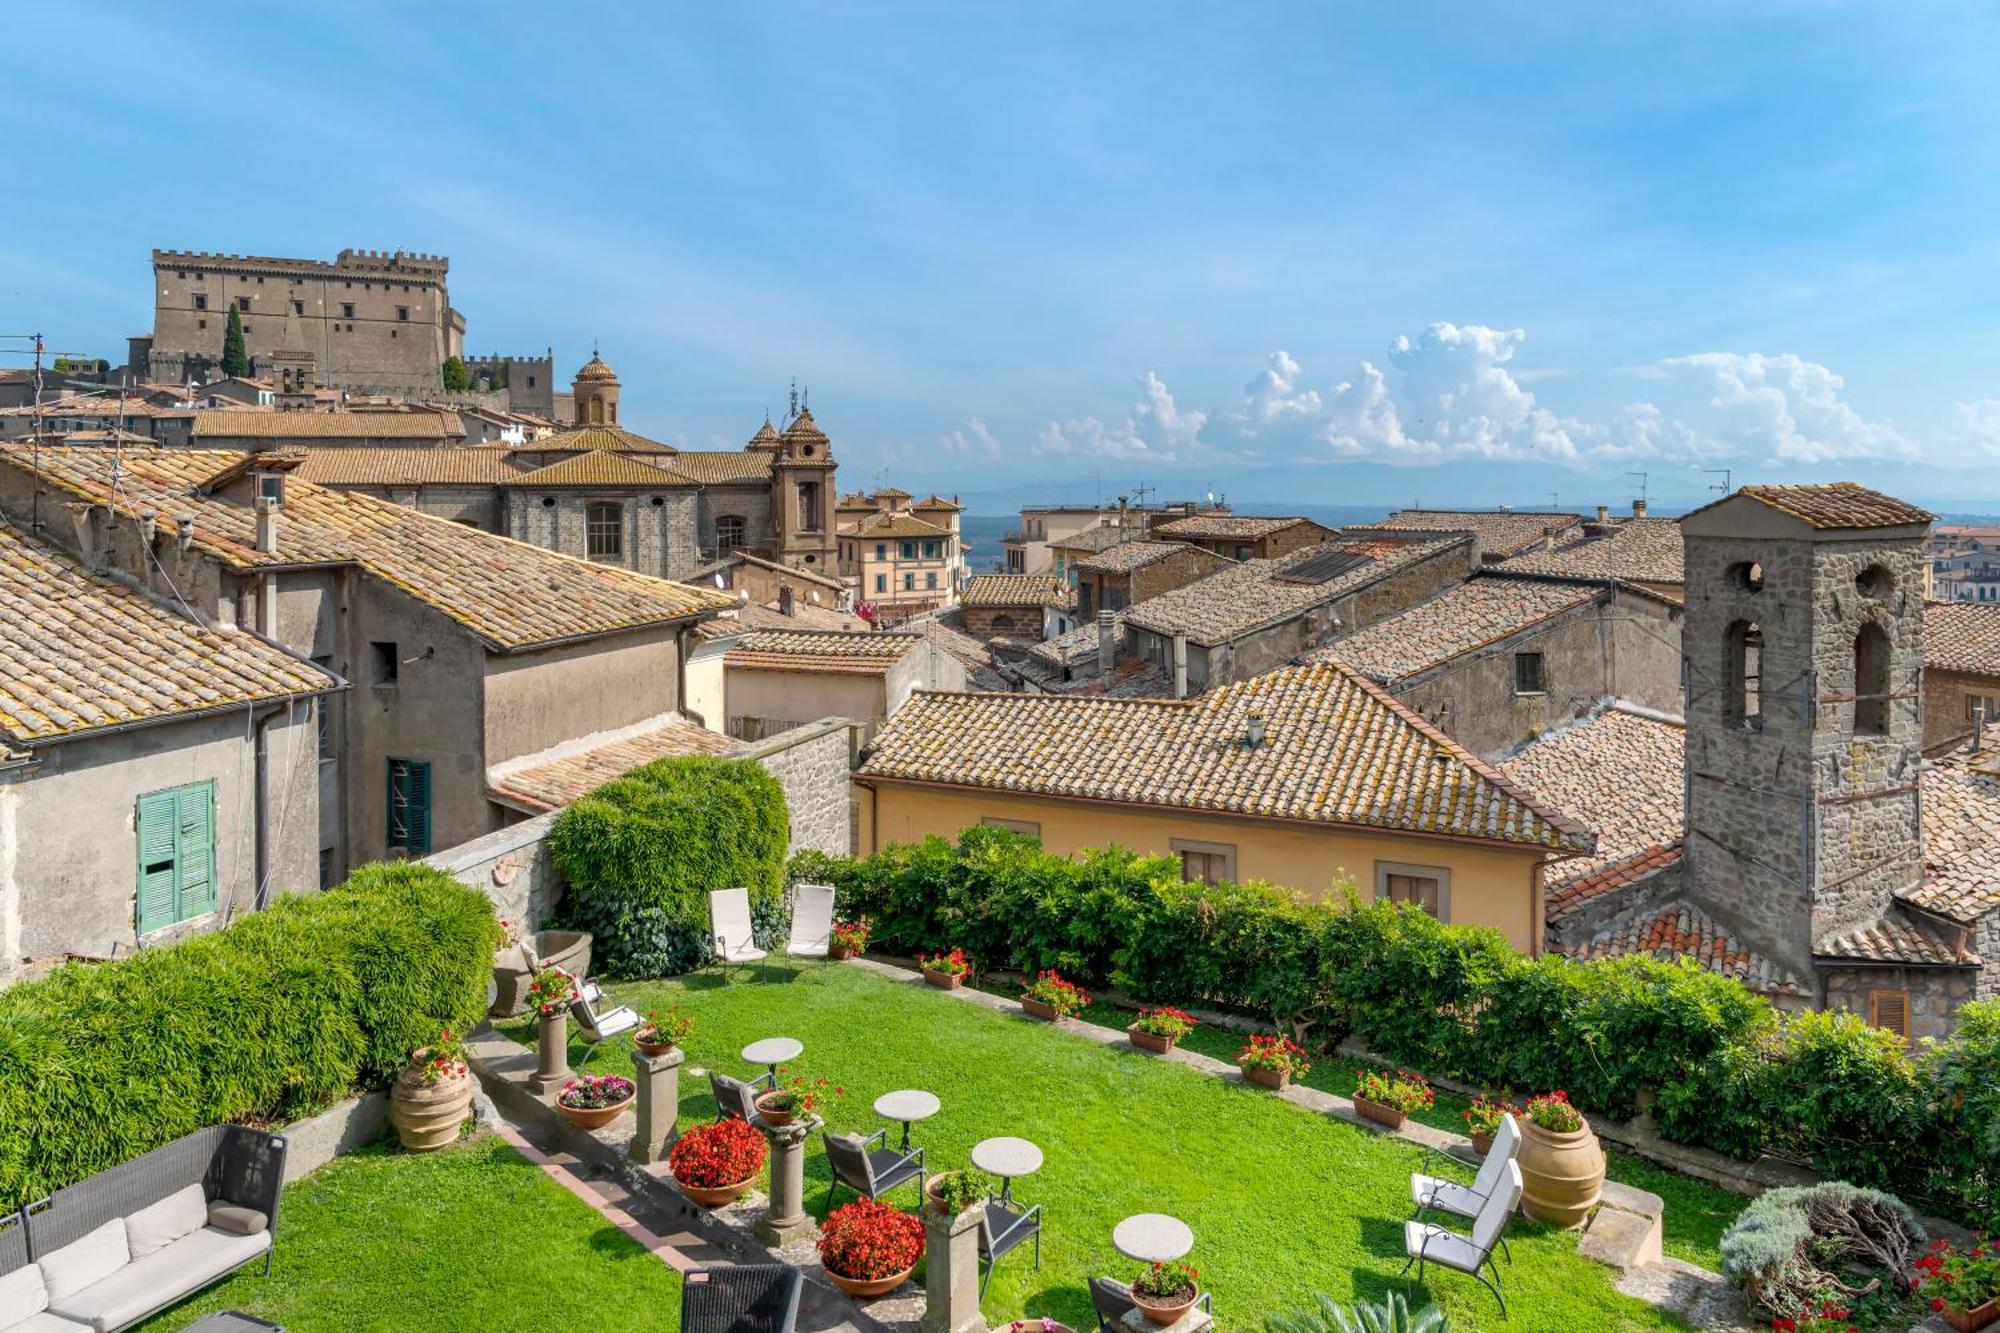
[1871,990,1910,1040]
[407,762,432,855]
[135,791,179,934]
[175,783,215,916]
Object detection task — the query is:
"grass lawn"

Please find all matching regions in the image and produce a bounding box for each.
[141,1135,682,1332]
[512,959,1695,1330]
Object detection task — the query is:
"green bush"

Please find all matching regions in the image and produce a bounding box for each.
[0,863,497,1211]
[1920,999,2000,1228]
[551,756,789,976]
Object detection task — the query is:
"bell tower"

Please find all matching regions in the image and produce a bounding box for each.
[572,350,620,426]
[771,400,838,571]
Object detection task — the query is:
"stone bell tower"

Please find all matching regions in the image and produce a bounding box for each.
[770,402,838,572]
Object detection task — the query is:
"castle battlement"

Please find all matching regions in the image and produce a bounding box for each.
[152,248,450,280]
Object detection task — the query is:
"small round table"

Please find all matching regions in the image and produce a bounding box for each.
[972,1135,1043,1204]
[873,1089,941,1152]
[1113,1212,1194,1264]
[740,1036,803,1086]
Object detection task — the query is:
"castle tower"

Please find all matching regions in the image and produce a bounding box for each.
[771,405,838,571]
[572,351,620,426]
[1680,484,1946,991]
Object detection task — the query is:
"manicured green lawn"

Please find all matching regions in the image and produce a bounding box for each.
[516,960,1693,1330]
[142,1135,682,1332]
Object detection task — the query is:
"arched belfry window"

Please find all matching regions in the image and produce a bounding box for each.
[1855,622,1890,736]
[588,397,605,425]
[1725,620,1762,731]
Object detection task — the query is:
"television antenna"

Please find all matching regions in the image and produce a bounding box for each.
[1703,467,1732,494]
[1626,469,1650,505]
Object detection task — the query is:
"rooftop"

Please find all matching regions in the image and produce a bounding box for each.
[691,599,865,638]
[846,512,952,540]
[1903,744,2000,925]
[1925,601,2000,680]
[1495,517,1685,586]
[724,629,921,672]
[859,660,1592,853]
[1345,509,1585,557]
[658,450,775,484]
[507,450,693,488]
[962,574,1070,608]
[1567,899,1809,998]
[1689,482,1935,531]
[192,409,463,441]
[513,423,676,454]
[292,447,524,487]
[1075,539,1199,575]
[1311,576,1602,683]
[1152,514,1322,541]
[487,714,737,812]
[1047,526,1134,555]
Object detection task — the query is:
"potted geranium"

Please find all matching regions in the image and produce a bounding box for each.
[817,1198,925,1298]
[1130,1259,1201,1326]
[1236,1034,1309,1090]
[388,1025,473,1152]
[830,919,871,961]
[755,1068,844,1127]
[1020,969,1089,1022]
[1914,1237,2000,1331]
[1517,1090,1604,1229]
[1128,1006,1196,1055]
[668,1117,768,1207]
[920,948,972,990]
[924,1168,991,1216]
[556,1073,635,1130]
[635,1005,694,1058]
[526,965,577,1084]
[1352,1068,1434,1131]
[1463,1094,1523,1156]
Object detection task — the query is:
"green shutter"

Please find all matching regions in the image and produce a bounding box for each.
[407,761,431,855]
[175,783,215,916]
[388,759,433,855]
[135,790,179,933]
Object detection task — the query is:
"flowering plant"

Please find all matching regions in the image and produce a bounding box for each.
[1131,1006,1197,1041]
[557,1073,634,1110]
[1021,969,1090,1018]
[831,919,871,952]
[526,965,577,1018]
[1355,1068,1435,1114]
[816,1198,925,1280]
[410,1025,468,1086]
[1463,1093,1522,1138]
[668,1116,767,1187]
[637,1005,695,1049]
[919,948,972,979]
[1913,1236,2000,1313]
[1132,1259,1200,1301]
[1770,1303,1856,1333]
[1527,1090,1586,1134]
[758,1067,846,1117]
[496,916,522,949]
[1237,1034,1310,1077]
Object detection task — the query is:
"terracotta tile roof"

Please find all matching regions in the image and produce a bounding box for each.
[912,494,962,511]
[836,492,878,510]
[663,450,775,484]
[694,549,847,593]
[0,519,336,744]
[4,448,736,652]
[1312,577,1600,682]
[192,409,463,441]
[919,619,1012,691]
[859,660,1592,852]
[1924,602,2000,680]
[506,450,694,488]
[1905,746,2000,924]
[963,574,1069,609]
[847,512,952,540]
[691,600,866,638]
[1499,706,1688,897]
[1030,656,1176,699]
[1076,540,1194,575]
[1153,514,1321,540]
[1347,510,1585,557]
[1496,517,1685,585]
[1727,483,1934,531]
[1546,843,1685,923]
[1048,526,1134,555]
[489,717,738,812]
[518,424,676,454]
[1815,913,1971,966]
[1566,898,1809,997]
[724,630,920,672]
[1125,537,1460,648]
[292,447,525,486]
[1029,614,1116,668]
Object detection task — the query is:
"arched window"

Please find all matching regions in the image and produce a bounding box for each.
[1725,620,1762,731]
[586,501,623,561]
[588,397,605,425]
[608,400,618,424]
[1855,622,1890,735]
[715,515,747,549]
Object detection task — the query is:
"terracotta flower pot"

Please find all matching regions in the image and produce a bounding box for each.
[1132,1287,1200,1327]
[676,1172,757,1208]
[557,1088,634,1131]
[635,1036,677,1058]
[1353,1095,1407,1131]
[830,944,859,961]
[1021,997,1060,1022]
[755,1092,797,1126]
[824,1263,915,1299]
[924,1174,978,1215]
[1128,1025,1175,1054]
[387,1064,473,1152]
[1239,1063,1289,1090]
[1518,1117,1605,1228]
[924,969,963,990]
[1470,1131,1496,1157]
[1943,1299,2000,1333]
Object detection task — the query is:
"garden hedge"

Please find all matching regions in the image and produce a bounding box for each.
[792,827,2000,1226]
[0,862,498,1211]
[550,755,789,976]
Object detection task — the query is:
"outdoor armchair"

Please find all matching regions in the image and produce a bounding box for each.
[976,1195,1042,1296]
[569,983,641,1070]
[709,889,769,975]
[785,883,835,959]
[680,1263,802,1333]
[711,1071,764,1122]
[1403,1157,1522,1316]
[821,1130,924,1216]
[1410,1112,1520,1262]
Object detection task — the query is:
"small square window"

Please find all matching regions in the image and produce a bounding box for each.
[1514,652,1546,695]
[198,319,207,330]
[237,296,251,312]
[293,301,305,316]
[371,641,399,685]
[1172,838,1236,885]
[980,817,1041,840]
[396,306,409,321]
[1869,989,1910,1041]
[1376,861,1450,921]
[193,294,207,311]
[342,303,356,319]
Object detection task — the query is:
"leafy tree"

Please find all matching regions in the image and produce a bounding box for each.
[220,306,250,378]
[442,355,469,392]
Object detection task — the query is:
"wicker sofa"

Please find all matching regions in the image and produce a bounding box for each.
[0,1126,285,1332]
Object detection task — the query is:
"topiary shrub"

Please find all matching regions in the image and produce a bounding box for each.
[551,756,789,977]
[0,862,496,1211]
[1718,1181,1924,1318]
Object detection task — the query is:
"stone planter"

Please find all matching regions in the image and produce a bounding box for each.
[557,1087,635,1131]
[675,1172,758,1209]
[387,1064,472,1152]
[1132,1287,1201,1327]
[1128,1025,1176,1055]
[1518,1118,1605,1228]
[923,969,963,991]
[825,1263,915,1300]
[1470,1131,1496,1157]
[755,1092,798,1127]
[489,930,592,1017]
[1020,997,1061,1022]
[1942,1299,2000,1333]
[1352,1095,1408,1131]
[1239,1063,1289,1090]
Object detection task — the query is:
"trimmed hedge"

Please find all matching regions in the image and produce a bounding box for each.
[0,862,498,1211]
[793,828,2000,1226]
[550,756,789,977]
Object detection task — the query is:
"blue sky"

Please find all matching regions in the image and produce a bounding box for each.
[6,2,2000,510]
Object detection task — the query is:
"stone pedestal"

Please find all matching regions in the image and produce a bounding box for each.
[920,1203,987,1333]
[529,1010,572,1097]
[628,1046,686,1164]
[1120,1308,1211,1333]
[753,1115,822,1246]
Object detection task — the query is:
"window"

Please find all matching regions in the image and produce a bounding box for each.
[588,397,605,424]
[926,571,938,590]
[292,300,305,316]
[1729,561,1765,592]
[1856,564,1894,598]
[193,293,207,311]
[371,641,399,686]
[903,573,915,591]
[236,296,251,312]
[901,541,918,560]
[797,482,822,532]
[1514,651,1546,695]
[135,781,216,933]
[715,515,746,549]
[1172,839,1236,885]
[341,302,355,319]
[256,472,285,504]
[1725,620,1762,731]
[1375,861,1450,920]
[923,540,940,559]
[980,817,1041,840]
[1966,693,1999,725]
[586,501,624,560]
[386,758,432,856]
[198,319,207,330]
[874,574,886,593]
[875,543,887,561]
[396,305,409,321]
[1854,622,1890,736]
[1869,988,1910,1042]
[1235,545,1253,561]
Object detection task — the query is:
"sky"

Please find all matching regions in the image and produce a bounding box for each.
[6,2,2000,512]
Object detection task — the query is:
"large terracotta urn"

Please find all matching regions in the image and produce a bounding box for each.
[387,1062,474,1152]
[1517,1118,1605,1227]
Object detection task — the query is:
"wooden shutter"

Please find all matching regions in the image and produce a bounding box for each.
[135,790,179,934]
[407,761,432,855]
[175,783,215,916]
[1870,990,1910,1041]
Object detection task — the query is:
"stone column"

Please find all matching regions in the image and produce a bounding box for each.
[753,1116,822,1246]
[920,1203,987,1333]
[529,1010,572,1097]
[628,1046,686,1165]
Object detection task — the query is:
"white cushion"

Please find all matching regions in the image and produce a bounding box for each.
[1411,1173,1485,1220]
[0,1263,49,1327]
[34,1222,127,1303]
[46,1226,268,1333]
[5,1313,92,1332]
[123,1184,207,1258]
[1404,1219,1482,1273]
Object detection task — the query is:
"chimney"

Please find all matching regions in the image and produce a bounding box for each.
[779,585,796,617]
[1117,494,1130,533]
[1245,709,1266,749]
[1596,505,1610,523]
[1543,528,1557,552]
[254,495,280,555]
[1632,498,1648,518]
[1097,608,1116,675]
[1172,633,1188,700]
[175,513,196,555]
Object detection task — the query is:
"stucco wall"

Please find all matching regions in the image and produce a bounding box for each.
[728,668,885,739]
[482,627,682,766]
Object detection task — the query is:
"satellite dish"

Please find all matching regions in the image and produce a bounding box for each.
[713,573,725,588]
[809,591,822,604]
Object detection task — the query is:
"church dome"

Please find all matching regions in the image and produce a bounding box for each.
[574,354,619,384]
[782,406,828,442]
[747,418,782,450]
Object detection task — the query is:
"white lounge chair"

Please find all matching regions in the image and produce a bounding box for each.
[786,884,836,959]
[1411,1112,1521,1262]
[571,981,641,1069]
[710,888,769,975]
[1403,1158,1522,1316]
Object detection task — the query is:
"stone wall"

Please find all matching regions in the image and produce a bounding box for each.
[1923,668,2000,749]
[1822,962,1971,1045]
[506,491,702,581]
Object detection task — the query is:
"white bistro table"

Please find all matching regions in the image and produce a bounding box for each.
[740,1036,803,1087]
[971,1135,1044,1204]
[1112,1212,1194,1264]
[873,1089,941,1152]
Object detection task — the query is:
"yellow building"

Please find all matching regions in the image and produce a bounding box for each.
[837,489,966,625]
[854,660,1593,954]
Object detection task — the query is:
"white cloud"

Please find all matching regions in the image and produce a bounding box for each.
[1033,371,1206,461]
[1242,351,1321,425]
[1654,352,1914,464]
[1956,399,2000,456]
[940,418,1002,459]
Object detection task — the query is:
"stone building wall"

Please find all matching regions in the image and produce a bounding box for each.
[699,485,775,557]
[1923,668,2000,749]
[506,491,702,581]
[1822,963,1971,1045]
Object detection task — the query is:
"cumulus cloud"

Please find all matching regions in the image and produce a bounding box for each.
[1955,399,2000,456]
[1033,372,1206,461]
[1243,351,1322,425]
[939,418,1002,459]
[1654,352,1914,464]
